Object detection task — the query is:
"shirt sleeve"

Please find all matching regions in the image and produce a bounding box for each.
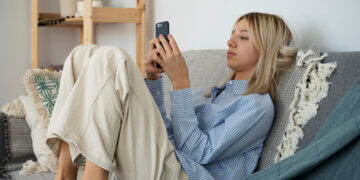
[144,76,174,138]
[170,88,274,164]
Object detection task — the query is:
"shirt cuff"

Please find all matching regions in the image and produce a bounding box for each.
[144,76,164,106]
[170,88,195,118]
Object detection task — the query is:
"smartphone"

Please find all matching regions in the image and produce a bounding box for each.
[154,21,170,69]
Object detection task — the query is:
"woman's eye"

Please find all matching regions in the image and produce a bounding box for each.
[240,36,248,40]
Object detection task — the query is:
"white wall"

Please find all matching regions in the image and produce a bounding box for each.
[1,0,360,107]
[153,0,360,52]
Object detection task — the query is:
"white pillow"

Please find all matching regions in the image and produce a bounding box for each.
[19,95,58,174]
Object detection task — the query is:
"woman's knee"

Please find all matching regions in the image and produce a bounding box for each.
[63,44,98,78]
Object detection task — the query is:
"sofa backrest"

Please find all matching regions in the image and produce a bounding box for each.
[162,49,360,171]
[162,49,231,117]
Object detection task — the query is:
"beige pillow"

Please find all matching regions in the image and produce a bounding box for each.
[19,95,58,174]
[21,68,62,174]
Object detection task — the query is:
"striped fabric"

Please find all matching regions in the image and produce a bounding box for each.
[145,76,274,179]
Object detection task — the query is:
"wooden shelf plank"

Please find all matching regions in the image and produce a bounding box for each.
[39,13,61,20]
[93,7,141,23]
[38,7,141,27]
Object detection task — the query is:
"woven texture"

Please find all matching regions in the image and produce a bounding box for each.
[2,113,36,172]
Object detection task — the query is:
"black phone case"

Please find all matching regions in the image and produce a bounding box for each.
[156,21,170,41]
[155,21,170,69]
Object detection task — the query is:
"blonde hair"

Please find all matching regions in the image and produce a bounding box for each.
[204,12,297,100]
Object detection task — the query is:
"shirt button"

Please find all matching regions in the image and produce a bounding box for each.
[229,81,233,85]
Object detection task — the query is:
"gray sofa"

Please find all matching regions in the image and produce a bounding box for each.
[1,49,360,179]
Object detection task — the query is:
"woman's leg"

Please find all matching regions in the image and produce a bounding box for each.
[105,47,187,179]
[81,159,109,180]
[47,44,100,179]
[75,46,187,179]
[47,45,187,179]
[56,140,79,180]
[47,45,126,178]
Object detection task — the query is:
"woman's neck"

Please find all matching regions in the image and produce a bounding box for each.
[233,71,253,80]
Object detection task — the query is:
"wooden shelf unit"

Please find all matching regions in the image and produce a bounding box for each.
[31,0,147,76]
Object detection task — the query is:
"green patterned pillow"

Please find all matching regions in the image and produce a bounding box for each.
[23,69,87,168]
[24,69,61,121]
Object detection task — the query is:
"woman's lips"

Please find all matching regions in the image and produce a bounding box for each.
[227,51,236,58]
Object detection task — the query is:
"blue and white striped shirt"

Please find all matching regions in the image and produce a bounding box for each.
[145,76,274,179]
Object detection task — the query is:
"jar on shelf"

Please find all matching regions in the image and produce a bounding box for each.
[75,0,103,17]
[59,0,77,18]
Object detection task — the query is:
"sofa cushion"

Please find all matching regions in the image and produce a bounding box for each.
[8,169,85,180]
[0,113,8,178]
[297,51,360,151]
[255,51,360,171]
[19,95,58,174]
[255,46,324,170]
[0,113,36,173]
[7,169,121,180]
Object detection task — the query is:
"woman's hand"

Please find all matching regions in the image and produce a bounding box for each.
[153,34,191,90]
[145,39,165,80]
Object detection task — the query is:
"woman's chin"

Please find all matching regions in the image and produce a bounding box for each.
[226,61,234,70]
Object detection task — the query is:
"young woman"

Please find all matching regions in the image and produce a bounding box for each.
[47,12,297,180]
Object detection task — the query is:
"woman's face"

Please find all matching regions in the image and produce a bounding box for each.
[227,19,260,74]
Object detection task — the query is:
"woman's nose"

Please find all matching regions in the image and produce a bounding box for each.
[227,38,236,48]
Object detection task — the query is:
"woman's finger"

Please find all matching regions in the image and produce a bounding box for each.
[168,34,181,53]
[145,49,157,64]
[152,53,165,69]
[159,34,172,54]
[147,61,164,73]
[148,38,157,50]
[154,38,167,60]
[149,48,158,57]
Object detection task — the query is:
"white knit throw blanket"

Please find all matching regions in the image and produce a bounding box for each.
[274,49,337,162]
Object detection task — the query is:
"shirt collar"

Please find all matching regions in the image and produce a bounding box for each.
[211,79,248,96]
[228,79,248,95]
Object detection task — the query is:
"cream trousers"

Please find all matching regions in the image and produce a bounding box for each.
[46,44,188,180]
